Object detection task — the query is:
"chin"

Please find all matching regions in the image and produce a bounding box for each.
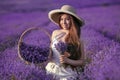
[64,28,69,30]
[62,27,69,30]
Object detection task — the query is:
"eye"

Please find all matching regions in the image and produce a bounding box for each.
[67,19,70,21]
[66,17,71,20]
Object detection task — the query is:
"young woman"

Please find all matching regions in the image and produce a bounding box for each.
[46,5,85,80]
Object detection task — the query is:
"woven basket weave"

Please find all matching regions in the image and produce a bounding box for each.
[18,27,51,64]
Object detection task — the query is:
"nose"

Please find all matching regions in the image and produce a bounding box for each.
[63,19,66,24]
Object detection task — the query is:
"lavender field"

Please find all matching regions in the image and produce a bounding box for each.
[0,0,120,80]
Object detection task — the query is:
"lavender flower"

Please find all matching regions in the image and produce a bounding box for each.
[20,42,49,64]
[54,41,67,55]
[0,3,120,80]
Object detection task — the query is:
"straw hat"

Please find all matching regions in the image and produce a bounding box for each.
[48,5,84,27]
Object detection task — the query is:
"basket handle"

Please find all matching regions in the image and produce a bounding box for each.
[18,27,51,62]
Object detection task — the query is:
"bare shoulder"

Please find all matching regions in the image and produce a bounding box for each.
[51,29,61,40]
[52,29,60,34]
[51,29,68,41]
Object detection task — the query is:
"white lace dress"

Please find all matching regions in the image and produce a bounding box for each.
[45,33,79,80]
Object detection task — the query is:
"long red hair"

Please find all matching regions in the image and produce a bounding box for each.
[59,13,83,69]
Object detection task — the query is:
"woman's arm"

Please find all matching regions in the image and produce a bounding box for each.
[60,42,85,66]
[45,31,55,62]
[60,55,84,66]
[47,31,55,61]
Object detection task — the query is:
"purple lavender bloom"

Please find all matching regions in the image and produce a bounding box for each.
[54,41,67,55]
[19,42,49,64]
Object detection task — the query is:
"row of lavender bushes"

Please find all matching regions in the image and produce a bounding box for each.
[81,27,120,80]
[0,25,119,80]
[0,5,120,80]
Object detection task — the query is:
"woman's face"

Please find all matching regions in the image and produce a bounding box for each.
[60,14,71,30]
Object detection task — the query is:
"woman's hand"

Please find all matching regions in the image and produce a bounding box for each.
[59,51,70,64]
[60,51,84,66]
[60,55,68,64]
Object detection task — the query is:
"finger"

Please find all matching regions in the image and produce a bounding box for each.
[60,59,64,62]
[64,52,70,57]
[60,56,64,61]
[60,55,65,57]
[60,59,64,63]
[60,56,67,64]
[59,56,64,63]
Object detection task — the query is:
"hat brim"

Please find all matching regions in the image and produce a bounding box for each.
[48,9,85,27]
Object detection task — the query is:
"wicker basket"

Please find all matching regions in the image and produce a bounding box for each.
[18,27,51,64]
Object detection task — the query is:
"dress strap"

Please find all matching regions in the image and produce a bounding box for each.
[52,32,66,43]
